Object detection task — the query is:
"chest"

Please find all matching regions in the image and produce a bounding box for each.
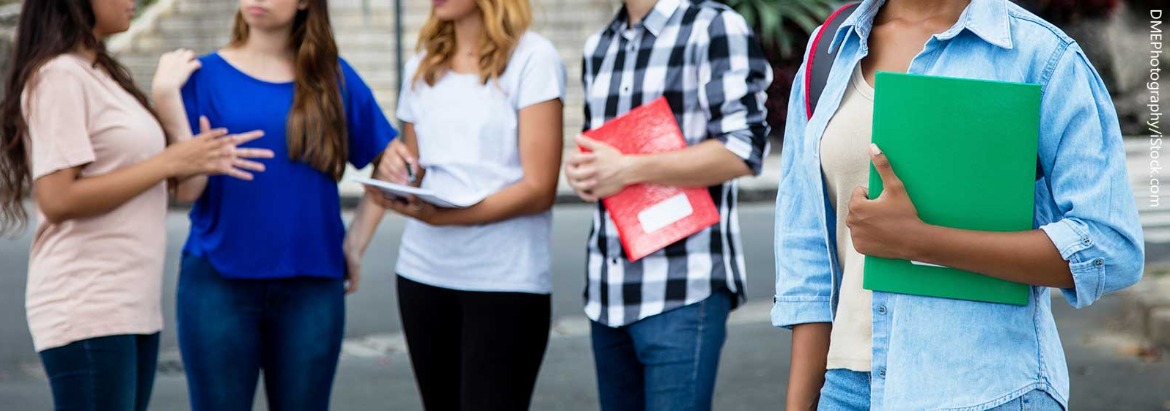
[84,86,166,174]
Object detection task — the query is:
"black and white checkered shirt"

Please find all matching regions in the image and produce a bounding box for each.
[581,0,772,327]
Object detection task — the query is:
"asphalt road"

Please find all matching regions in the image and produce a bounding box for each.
[1,203,1168,410]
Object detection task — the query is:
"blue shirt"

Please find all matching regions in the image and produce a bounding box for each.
[771,0,1145,409]
[181,53,396,280]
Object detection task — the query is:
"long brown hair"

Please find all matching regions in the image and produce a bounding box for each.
[0,0,166,235]
[414,0,531,87]
[230,0,348,180]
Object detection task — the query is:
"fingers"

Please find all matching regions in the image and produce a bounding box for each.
[197,126,227,140]
[345,270,360,295]
[577,190,599,202]
[565,165,597,182]
[233,158,266,172]
[199,116,212,134]
[235,148,275,159]
[566,152,597,168]
[223,168,255,181]
[575,134,605,152]
[849,186,869,207]
[393,140,415,163]
[229,130,266,145]
[868,143,903,191]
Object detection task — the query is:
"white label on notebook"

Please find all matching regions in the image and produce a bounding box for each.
[911,260,948,268]
[638,194,693,233]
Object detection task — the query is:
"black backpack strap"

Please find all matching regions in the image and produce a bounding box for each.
[805,3,860,119]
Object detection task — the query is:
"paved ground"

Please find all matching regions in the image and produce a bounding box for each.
[1,204,1169,410]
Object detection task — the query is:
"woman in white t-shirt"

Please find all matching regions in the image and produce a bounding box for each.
[363,0,565,407]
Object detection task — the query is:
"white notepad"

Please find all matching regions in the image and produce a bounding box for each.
[351,177,481,208]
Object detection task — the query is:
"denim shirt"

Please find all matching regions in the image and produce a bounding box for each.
[770,0,1145,409]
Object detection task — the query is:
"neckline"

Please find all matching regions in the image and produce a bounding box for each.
[211,52,295,86]
[851,65,876,101]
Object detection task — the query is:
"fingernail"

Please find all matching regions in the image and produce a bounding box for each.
[869,144,882,156]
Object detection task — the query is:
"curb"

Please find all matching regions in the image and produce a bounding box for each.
[1125,266,1170,350]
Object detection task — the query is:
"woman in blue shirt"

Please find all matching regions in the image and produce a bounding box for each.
[773,0,1144,410]
[151,0,398,409]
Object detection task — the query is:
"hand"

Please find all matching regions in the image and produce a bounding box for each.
[151,49,201,97]
[374,139,418,186]
[364,186,442,225]
[565,135,635,201]
[846,144,925,260]
[163,116,273,180]
[342,241,363,295]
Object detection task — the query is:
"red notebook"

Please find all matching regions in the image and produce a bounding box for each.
[582,97,720,262]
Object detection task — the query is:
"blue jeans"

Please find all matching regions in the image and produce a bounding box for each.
[177,254,345,411]
[818,369,1064,410]
[590,290,732,411]
[38,333,160,411]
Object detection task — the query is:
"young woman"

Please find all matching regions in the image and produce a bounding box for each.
[364,0,565,407]
[155,0,399,409]
[0,0,272,409]
[772,0,1144,410]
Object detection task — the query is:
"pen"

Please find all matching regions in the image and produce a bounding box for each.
[405,160,416,184]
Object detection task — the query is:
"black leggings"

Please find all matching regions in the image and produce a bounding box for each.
[397,275,551,411]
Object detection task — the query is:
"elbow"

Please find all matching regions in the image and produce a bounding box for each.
[37,201,74,225]
[174,189,200,204]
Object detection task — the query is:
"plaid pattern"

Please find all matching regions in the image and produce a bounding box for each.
[581,0,772,327]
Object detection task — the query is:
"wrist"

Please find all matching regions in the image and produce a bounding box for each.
[621,155,649,186]
[901,220,936,262]
[151,86,179,101]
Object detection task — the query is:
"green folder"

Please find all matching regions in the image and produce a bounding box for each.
[862,72,1040,306]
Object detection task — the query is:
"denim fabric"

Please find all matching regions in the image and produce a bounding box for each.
[591,290,731,411]
[818,369,871,411]
[177,254,345,411]
[771,0,1144,409]
[39,333,160,411]
[819,369,1062,411]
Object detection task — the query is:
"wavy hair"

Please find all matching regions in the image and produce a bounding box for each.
[413,0,532,86]
[0,0,166,235]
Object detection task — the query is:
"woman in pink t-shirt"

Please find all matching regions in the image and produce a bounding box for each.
[0,0,273,409]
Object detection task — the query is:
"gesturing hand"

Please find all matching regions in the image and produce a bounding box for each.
[164,116,274,180]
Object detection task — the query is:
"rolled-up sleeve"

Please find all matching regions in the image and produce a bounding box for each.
[772,25,835,328]
[697,10,772,175]
[1037,44,1145,308]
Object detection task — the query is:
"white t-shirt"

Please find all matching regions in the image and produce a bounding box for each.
[395,32,566,293]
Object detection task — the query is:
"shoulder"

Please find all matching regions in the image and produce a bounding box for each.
[688,0,748,26]
[513,32,563,66]
[1003,3,1079,62]
[684,0,754,40]
[34,54,94,84]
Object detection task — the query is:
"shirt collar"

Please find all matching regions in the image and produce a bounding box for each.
[829,0,1013,54]
[606,0,683,38]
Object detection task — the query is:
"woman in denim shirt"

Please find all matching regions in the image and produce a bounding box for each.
[772,0,1145,410]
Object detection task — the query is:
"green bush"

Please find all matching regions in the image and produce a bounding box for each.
[719,0,837,59]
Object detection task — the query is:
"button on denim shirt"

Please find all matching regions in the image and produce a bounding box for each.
[771,0,1145,409]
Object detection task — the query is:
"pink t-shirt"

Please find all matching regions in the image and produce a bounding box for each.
[23,54,167,352]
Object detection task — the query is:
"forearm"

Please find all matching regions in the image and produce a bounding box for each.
[433,178,555,226]
[625,140,752,187]
[153,88,209,202]
[346,194,386,253]
[905,223,1073,288]
[37,157,174,223]
[153,89,194,142]
[787,322,832,411]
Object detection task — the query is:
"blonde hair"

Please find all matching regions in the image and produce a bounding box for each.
[413,0,532,86]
